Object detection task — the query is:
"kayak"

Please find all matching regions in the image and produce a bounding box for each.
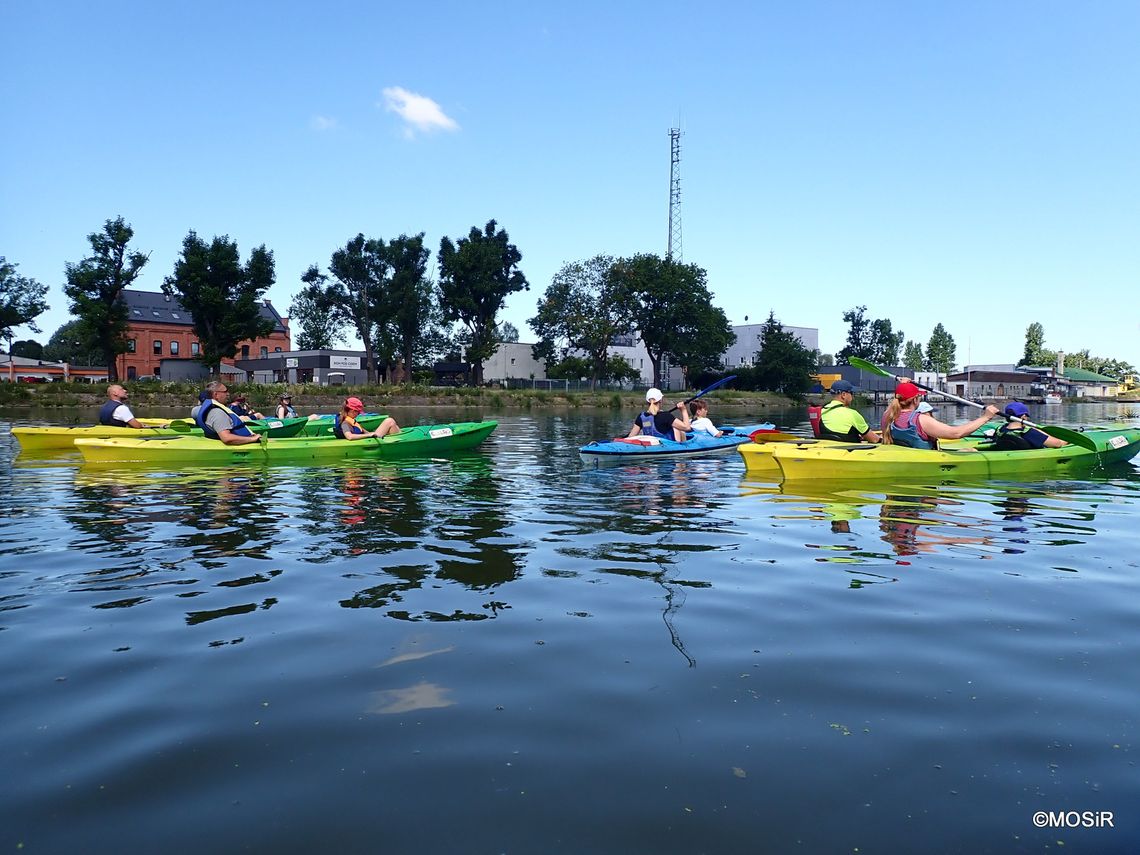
[12,416,309,450]
[580,423,775,463]
[738,427,1140,481]
[73,420,497,465]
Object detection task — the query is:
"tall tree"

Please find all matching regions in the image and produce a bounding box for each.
[529,255,634,388]
[290,269,346,351]
[162,231,275,375]
[382,233,434,382]
[836,305,873,363]
[328,234,389,383]
[437,220,529,385]
[43,319,101,365]
[11,340,44,359]
[496,321,520,342]
[924,323,957,373]
[608,253,734,387]
[869,318,904,365]
[902,340,924,371]
[753,310,817,395]
[1020,322,1047,366]
[0,257,49,350]
[62,218,149,380]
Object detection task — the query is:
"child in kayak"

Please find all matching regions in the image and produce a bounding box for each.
[688,400,723,437]
[334,397,401,441]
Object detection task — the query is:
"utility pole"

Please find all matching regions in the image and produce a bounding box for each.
[667,128,682,261]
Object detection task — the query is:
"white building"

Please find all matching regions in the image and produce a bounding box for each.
[482,342,548,384]
[722,323,819,368]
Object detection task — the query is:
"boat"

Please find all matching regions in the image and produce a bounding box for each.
[737,428,1140,481]
[73,420,497,465]
[1043,393,1063,405]
[12,416,310,451]
[579,423,775,463]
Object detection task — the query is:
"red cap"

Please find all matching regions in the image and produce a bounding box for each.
[895,381,923,400]
[344,396,365,413]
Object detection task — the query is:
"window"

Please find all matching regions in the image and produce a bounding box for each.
[127,366,136,380]
[153,340,162,355]
[241,345,250,359]
[260,346,268,358]
[191,342,199,355]
[170,341,180,356]
[133,309,142,316]
[152,310,161,317]
[127,339,136,353]
[274,347,282,353]
[171,312,180,319]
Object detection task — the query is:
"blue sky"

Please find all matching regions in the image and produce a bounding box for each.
[4,0,1139,369]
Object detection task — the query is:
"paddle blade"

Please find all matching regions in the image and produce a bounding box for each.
[847,357,893,378]
[1041,426,1098,451]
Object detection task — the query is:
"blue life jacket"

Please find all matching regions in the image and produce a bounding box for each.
[890,410,936,450]
[278,404,297,419]
[638,410,670,439]
[333,415,366,439]
[99,399,130,427]
[195,400,254,441]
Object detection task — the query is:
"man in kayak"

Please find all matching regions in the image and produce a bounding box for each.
[194,381,263,446]
[882,381,1000,449]
[98,384,146,429]
[627,387,691,442]
[817,380,881,443]
[990,402,1068,449]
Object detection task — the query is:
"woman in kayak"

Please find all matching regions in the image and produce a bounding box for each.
[881,381,1000,450]
[627,388,691,441]
[275,393,297,419]
[334,396,401,441]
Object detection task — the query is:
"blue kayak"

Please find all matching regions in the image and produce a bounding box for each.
[580,423,775,462]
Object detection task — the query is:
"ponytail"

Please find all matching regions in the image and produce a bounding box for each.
[881,395,921,445]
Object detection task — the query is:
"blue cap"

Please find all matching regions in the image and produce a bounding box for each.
[1005,401,1030,418]
[830,379,857,393]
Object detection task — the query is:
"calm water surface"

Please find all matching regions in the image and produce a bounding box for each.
[2,403,1139,854]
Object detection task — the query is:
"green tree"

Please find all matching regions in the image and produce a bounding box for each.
[328,234,390,383]
[43,320,101,365]
[11,339,44,359]
[496,321,520,343]
[382,233,434,382]
[752,310,817,394]
[836,306,873,363]
[902,340,924,371]
[818,353,835,367]
[1020,322,1047,366]
[62,218,149,381]
[924,323,957,373]
[290,271,346,351]
[870,318,904,365]
[162,231,275,375]
[529,255,634,389]
[437,220,529,385]
[0,257,50,351]
[608,253,733,387]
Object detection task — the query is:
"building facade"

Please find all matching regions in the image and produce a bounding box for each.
[723,323,819,368]
[116,290,290,380]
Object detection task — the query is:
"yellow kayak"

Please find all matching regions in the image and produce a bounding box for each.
[12,419,185,451]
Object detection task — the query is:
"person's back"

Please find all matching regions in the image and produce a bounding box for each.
[818,380,880,443]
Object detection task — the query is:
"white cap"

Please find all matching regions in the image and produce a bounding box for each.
[645,387,663,403]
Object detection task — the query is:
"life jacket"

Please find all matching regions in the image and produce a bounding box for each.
[333,414,367,439]
[990,425,1034,451]
[816,400,864,443]
[807,405,822,438]
[98,399,130,427]
[890,409,936,450]
[638,410,670,439]
[277,404,297,419]
[195,400,254,440]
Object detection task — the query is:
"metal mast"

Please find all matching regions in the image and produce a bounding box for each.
[667,128,682,261]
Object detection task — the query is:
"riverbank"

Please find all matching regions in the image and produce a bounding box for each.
[0,380,801,412]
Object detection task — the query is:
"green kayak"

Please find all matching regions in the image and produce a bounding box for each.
[74,420,497,465]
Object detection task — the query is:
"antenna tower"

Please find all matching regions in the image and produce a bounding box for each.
[667,127,682,261]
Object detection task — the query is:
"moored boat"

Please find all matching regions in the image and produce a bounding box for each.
[73,420,497,465]
[580,423,775,463]
[737,428,1140,481]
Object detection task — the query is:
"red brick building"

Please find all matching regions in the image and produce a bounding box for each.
[117,290,290,380]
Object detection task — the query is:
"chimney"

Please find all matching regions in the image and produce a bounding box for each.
[1056,350,1065,376]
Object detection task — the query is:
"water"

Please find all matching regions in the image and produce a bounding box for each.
[2,404,1139,854]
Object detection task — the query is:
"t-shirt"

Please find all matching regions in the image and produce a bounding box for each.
[690,416,719,436]
[110,403,135,424]
[820,401,870,437]
[205,406,236,437]
[633,411,680,437]
[999,425,1050,449]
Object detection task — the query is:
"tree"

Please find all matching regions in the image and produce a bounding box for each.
[382,233,434,382]
[62,218,149,380]
[903,340,924,371]
[11,340,43,359]
[529,255,634,389]
[1,257,49,356]
[836,306,873,363]
[290,271,345,351]
[163,232,275,375]
[43,320,101,365]
[496,321,520,342]
[437,220,529,385]
[924,323,957,373]
[752,310,817,394]
[608,253,734,387]
[1020,322,1047,367]
[869,318,904,366]
[818,353,834,367]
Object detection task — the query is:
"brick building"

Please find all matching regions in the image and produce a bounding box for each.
[117,290,290,380]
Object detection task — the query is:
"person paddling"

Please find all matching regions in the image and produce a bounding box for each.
[817,379,881,443]
[881,381,1000,450]
[98,384,146,429]
[990,401,1068,450]
[627,388,691,442]
[334,397,401,441]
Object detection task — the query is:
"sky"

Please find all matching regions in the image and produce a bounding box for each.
[4,0,1140,370]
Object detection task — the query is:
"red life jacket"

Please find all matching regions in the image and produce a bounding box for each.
[807,405,823,438]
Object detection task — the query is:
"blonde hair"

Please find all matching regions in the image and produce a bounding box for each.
[881,394,921,445]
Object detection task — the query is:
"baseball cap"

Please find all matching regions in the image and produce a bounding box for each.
[280,393,291,400]
[345,396,365,413]
[830,379,856,394]
[645,388,664,403]
[1004,401,1030,419]
[895,381,923,399]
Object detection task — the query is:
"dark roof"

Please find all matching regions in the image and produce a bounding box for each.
[120,290,287,333]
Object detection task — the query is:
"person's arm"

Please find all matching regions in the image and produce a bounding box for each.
[920,405,1001,441]
[671,402,691,432]
[852,413,881,443]
[340,417,374,440]
[217,427,263,446]
[1028,427,1068,448]
[626,420,642,438]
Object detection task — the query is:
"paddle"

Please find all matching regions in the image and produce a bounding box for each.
[669,374,738,412]
[847,357,1097,451]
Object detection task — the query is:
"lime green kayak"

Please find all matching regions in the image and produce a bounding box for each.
[73,420,497,465]
[739,428,1140,481]
[12,416,308,450]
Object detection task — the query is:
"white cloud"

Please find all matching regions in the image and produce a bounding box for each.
[381,86,459,137]
[310,115,339,131]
